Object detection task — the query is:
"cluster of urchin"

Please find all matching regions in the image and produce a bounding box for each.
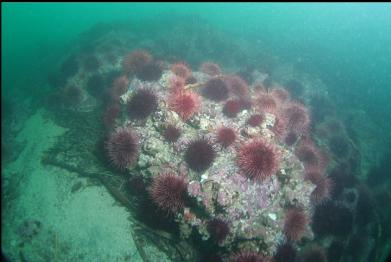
[104,49,331,261]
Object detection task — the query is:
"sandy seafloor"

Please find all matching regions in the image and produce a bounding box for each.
[1,109,150,261]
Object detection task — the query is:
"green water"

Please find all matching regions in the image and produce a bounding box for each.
[2,3,391,262]
[3,3,391,120]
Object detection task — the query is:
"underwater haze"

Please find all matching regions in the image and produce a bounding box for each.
[2,3,391,262]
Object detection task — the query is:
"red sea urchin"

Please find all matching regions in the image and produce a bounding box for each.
[200,62,221,76]
[311,176,332,204]
[247,114,264,127]
[270,87,290,103]
[127,88,158,119]
[202,77,229,102]
[255,92,278,113]
[283,207,307,241]
[305,170,332,203]
[216,127,236,148]
[237,139,279,181]
[168,90,201,121]
[184,138,216,172]
[171,62,191,79]
[223,99,242,118]
[224,75,249,99]
[106,127,139,170]
[295,142,322,169]
[150,172,188,214]
[122,49,152,75]
[284,131,299,146]
[169,76,186,94]
[272,115,288,141]
[283,102,310,135]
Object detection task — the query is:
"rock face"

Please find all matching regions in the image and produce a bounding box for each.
[98,50,322,256]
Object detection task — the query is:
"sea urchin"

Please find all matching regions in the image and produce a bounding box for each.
[163,124,181,143]
[247,114,264,127]
[207,218,230,243]
[283,102,310,135]
[184,138,216,172]
[171,62,191,79]
[150,172,188,214]
[127,88,158,119]
[122,49,152,75]
[202,78,229,102]
[232,250,268,262]
[106,127,139,171]
[216,127,236,148]
[168,90,200,121]
[283,207,307,241]
[237,139,279,181]
[223,99,242,118]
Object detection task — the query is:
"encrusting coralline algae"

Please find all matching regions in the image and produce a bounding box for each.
[102,50,324,259]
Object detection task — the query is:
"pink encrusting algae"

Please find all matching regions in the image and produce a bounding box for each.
[101,50,337,257]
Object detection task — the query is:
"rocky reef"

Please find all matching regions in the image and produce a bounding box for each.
[40,21,384,261]
[85,48,332,259]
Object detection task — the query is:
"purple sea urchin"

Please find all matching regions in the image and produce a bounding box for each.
[207,218,230,243]
[163,124,181,143]
[312,200,353,237]
[135,61,163,81]
[110,75,129,100]
[184,138,216,172]
[150,173,188,214]
[202,78,229,102]
[102,103,121,128]
[232,250,268,262]
[106,127,139,170]
[237,138,279,181]
[274,243,297,262]
[127,88,158,119]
